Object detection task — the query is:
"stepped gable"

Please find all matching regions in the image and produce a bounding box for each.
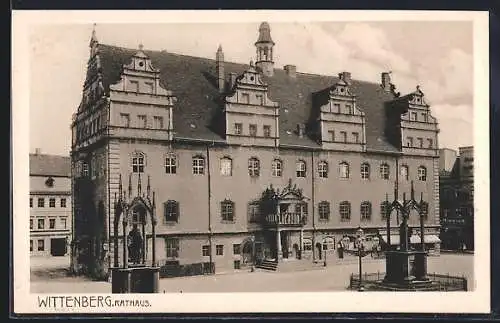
[97,44,399,152]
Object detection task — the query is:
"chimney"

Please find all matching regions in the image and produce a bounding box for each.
[296,123,306,138]
[284,65,296,78]
[35,148,41,155]
[338,71,351,84]
[228,73,238,90]
[381,72,392,92]
[216,45,225,93]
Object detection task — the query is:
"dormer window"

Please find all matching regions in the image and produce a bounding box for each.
[256,94,264,105]
[421,112,428,122]
[346,104,353,114]
[145,82,154,94]
[410,112,418,121]
[333,103,340,113]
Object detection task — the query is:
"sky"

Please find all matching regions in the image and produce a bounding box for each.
[29,21,474,156]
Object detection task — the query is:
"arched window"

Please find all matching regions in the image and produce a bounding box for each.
[272,159,283,177]
[339,162,350,179]
[360,163,370,180]
[360,201,372,221]
[318,161,328,178]
[192,155,205,175]
[132,152,145,173]
[418,166,427,181]
[380,201,391,220]
[221,199,235,222]
[400,164,409,180]
[248,157,260,177]
[302,238,313,251]
[339,201,351,221]
[220,157,233,176]
[323,237,335,250]
[318,201,330,221]
[296,160,307,177]
[164,200,179,223]
[165,153,177,174]
[380,163,390,180]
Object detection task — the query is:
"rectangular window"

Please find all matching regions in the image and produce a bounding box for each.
[49,198,56,208]
[49,218,56,229]
[256,94,264,105]
[165,154,177,174]
[130,80,139,92]
[328,130,335,142]
[241,93,250,104]
[153,116,164,129]
[427,138,433,148]
[38,219,45,229]
[410,112,418,121]
[248,202,260,223]
[220,158,232,176]
[30,240,33,252]
[421,112,428,122]
[333,103,340,113]
[234,123,242,135]
[165,238,179,258]
[233,244,241,255]
[417,137,424,148]
[192,156,205,175]
[60,198,67,208]
[38,239,45,251]
[30,218,33,230]
[145,82,154,94]
[120,113,130,127]
[352,132,359,143]
[137,115,147,128]
[406,137,413,147]
[263,125,271,138]
[61,218,67,229]
[30,198,33,208]
[234,260,241,270]
[249,124,257,137]
[202,245,210,257]
[340,131,347,143]
[164,201,179,222]
[37,198,45,208]
[346,104,353,114]
[216,244,224,256]
[221,201,234,222]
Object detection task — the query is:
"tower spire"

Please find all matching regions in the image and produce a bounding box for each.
[255,21,275,77]
[90,23,98,47]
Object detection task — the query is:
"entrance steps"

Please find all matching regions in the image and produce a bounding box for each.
[256,259,325,272]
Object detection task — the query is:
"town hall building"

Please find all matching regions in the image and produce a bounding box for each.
[70,22,441,278]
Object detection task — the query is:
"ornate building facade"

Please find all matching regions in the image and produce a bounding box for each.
[71,22,441,277]
[439,146,474,250]
[30,150,72,256]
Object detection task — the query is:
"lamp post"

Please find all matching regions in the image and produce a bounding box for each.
[356,226,365,292]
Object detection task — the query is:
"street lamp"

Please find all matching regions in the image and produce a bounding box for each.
[356,226,365,292]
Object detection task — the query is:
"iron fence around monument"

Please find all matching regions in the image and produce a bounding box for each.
[348,272,468,291]
[158,260,215,278]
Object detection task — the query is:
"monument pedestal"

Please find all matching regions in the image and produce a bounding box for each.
[383,250,431,289]
[111,265,160,294]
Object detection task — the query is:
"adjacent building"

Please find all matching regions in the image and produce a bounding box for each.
[30,150,72,256]
[70,22,442,278]
[439,146,474,250]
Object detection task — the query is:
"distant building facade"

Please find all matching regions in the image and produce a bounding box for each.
[70,22,441,278]
[439,146,474,250]
[30,150,72,256]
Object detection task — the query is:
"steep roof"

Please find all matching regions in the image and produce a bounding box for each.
[30,154,71,177]
[97,44,400,152]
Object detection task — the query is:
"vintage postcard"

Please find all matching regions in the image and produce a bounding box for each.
[12,10,490,314]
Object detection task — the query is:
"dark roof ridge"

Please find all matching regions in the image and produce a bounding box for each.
[98,43,386,88]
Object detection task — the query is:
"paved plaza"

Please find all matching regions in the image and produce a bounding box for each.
[30,254,474,293]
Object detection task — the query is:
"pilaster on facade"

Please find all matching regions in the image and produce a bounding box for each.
[224,63,280,147]
[318,73,366,152]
